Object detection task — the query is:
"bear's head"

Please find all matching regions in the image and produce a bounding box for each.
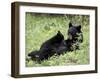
[68,22,83,43]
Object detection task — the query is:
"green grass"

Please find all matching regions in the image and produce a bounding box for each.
[25,13,90,67]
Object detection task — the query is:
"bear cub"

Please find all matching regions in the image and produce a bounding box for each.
[28,31,66,62]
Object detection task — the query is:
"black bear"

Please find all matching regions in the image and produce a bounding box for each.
[68,22,83,43]
[28,22,83,62]
[65,22,83,51]
[28,31,66,62]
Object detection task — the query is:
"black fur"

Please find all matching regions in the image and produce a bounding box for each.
[28,31,66,61]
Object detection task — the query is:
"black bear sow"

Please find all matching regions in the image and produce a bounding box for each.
[28,31,65,62]
[68,22,83,43]
[66,22,83,51]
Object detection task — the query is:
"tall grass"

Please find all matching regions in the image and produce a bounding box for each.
[25,13,90,67]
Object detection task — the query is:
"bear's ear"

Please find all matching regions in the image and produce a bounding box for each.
[57,31,63,36]
[57,31,61,35]
[69,22,72,28]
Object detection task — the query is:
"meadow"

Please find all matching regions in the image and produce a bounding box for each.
[25,13,90,67]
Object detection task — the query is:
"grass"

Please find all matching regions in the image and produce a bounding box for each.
[25,13,90,67]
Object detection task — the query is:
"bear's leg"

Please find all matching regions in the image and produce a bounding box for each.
[28,50,40,60]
